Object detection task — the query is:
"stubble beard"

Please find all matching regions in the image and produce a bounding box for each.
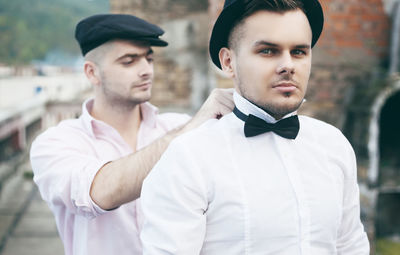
[237,78,303,120]
[257,97,303,120]
[100,73,151,112]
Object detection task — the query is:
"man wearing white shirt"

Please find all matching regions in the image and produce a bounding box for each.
[140,0,370,254]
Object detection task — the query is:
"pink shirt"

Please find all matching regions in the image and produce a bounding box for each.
[30,99,190,255]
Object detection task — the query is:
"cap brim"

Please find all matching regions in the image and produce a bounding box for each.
[82,36,168,56]
[139,37,168,47]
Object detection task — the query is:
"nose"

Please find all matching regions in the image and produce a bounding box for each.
[138,58,154,78]
[276,51,295,75]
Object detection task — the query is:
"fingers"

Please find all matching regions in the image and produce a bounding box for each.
[211,88,235,112]
[203,88,234,119]
[181,88,234,131]
[220,93,235,110]
[214,97,234,115]
[210,88,234,100]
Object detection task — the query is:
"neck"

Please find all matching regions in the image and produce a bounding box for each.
[91,97,142,150]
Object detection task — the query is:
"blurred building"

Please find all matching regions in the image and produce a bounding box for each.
[110,0,211,111]
[110,0,400,250]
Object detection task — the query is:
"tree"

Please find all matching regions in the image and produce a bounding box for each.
[0,0,109,65]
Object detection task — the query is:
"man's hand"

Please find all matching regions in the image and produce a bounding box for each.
[90,88,234,209]
[183,88,234,132]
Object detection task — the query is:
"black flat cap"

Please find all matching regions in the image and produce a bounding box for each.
[75,14,168,56]
[209,0,324,69]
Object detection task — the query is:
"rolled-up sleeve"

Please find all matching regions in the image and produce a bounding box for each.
[140,137,208,255]
[336,146,370,254]
[30,129,109,219]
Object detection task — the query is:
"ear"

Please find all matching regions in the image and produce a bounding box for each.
[84,61,101,86]
[219,47,235,78]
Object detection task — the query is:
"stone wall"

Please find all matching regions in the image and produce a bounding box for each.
[110,0,208,23]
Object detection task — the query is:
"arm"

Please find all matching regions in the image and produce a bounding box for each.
[140,137,208,255]
[30,133,111,218]
[336,146,370,254]
[90,88,233,210]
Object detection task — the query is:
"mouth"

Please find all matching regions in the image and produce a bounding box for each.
[272,82,298,93]
[135,81,152,89]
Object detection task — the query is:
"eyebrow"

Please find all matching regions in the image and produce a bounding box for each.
[115,49,154,62]
[253,40,311,49]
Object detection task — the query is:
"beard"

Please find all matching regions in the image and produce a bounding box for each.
[237,76,304,120]
[250,96,303,119]
[100,72,152,111]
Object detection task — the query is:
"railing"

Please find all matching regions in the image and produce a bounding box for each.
[0,73,92,194]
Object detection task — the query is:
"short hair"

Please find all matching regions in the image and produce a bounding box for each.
[84,40,115,66]
[227,0,305,51]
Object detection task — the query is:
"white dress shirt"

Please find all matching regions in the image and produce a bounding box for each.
[30,99,190,255]
[140,92,370,255]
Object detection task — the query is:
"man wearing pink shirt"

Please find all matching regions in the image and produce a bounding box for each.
[29,14,233,255]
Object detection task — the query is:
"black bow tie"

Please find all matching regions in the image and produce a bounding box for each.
[233,107,300,139]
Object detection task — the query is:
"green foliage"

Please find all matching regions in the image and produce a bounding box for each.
[0,0,109,65]
[376,238,400,255]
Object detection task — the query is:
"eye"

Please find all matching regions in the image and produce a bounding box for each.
[121,57,135,65]
[122,60,133,65]
[291,49,307,57]
[146,55,154,63]
[259,48,277,56]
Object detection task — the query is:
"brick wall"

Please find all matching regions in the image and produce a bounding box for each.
[316,0,389,65]
[305,0,390,126]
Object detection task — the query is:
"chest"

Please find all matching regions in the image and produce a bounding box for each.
[203,134,344,251]
[86,123,169,161]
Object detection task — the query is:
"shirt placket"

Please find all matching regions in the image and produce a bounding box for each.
[275,137,311,254]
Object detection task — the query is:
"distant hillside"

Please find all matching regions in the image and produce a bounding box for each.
[0,0,109,65]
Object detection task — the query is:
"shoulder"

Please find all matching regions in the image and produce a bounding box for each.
[299,115,347,141]
[170,113,237,150]
[31,117,90,151]
[149,117,233,183]
[157,112,191,130]
[299,115,354,155]
[299,115,356,172]
[157,112,191,123]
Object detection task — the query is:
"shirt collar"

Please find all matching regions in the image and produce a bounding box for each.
[233,91,298,124]
[81,98,97,138]
[80,98,159,138]
[139,102,159,128]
